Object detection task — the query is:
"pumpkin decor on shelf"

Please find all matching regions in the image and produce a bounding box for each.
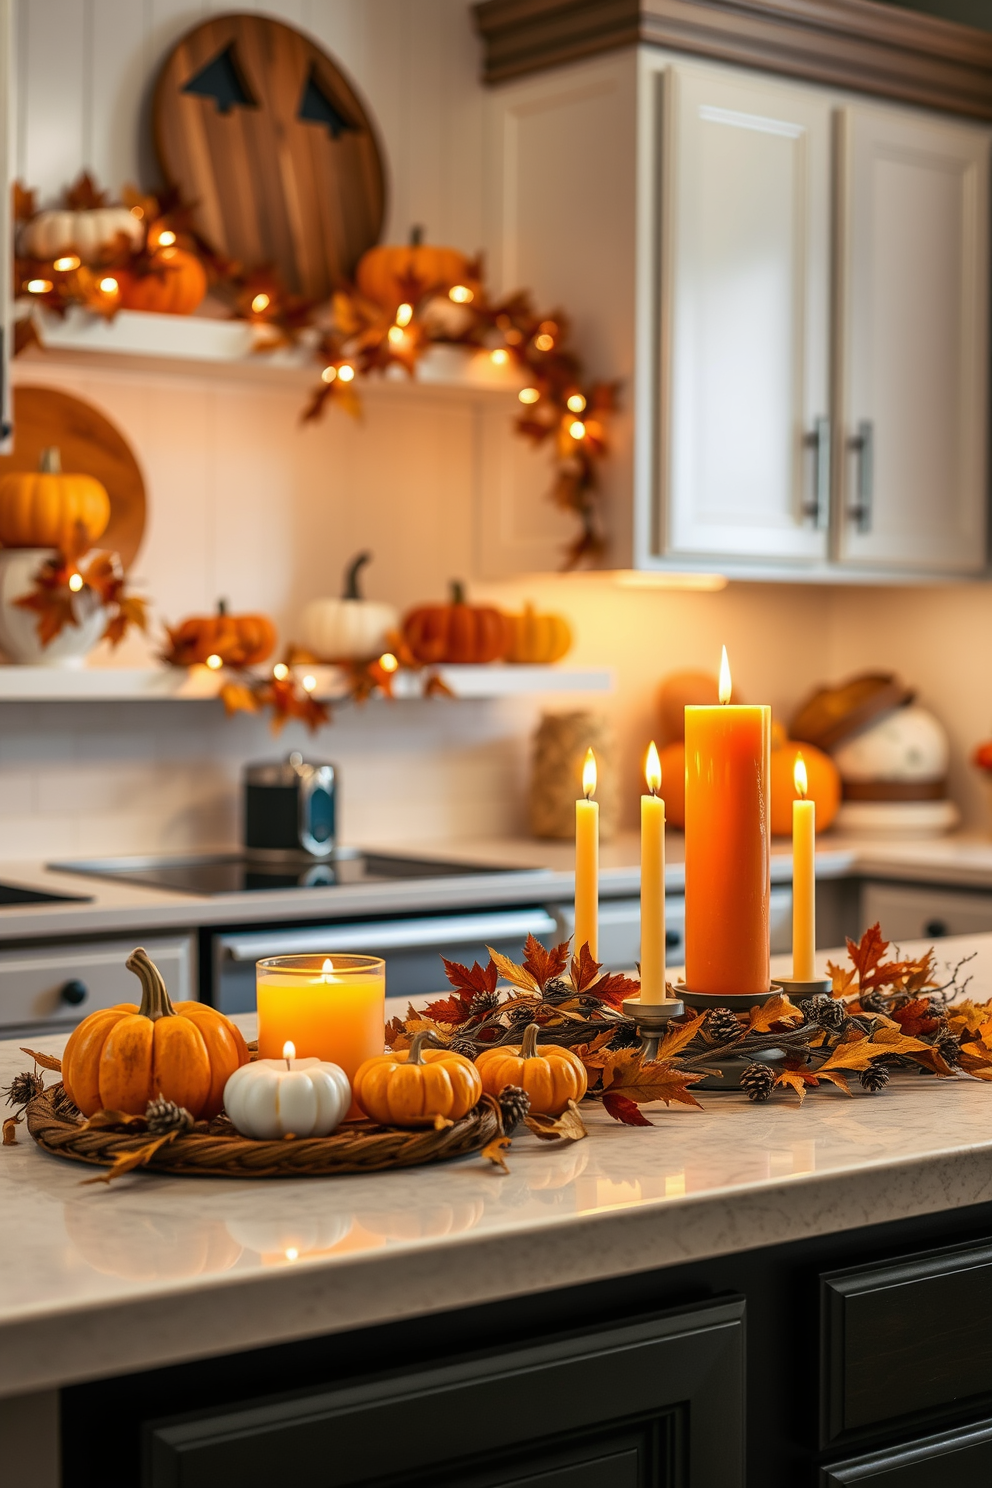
[769,737,841,836]
[505,602,572,665]
[116,246,207,316]
[298,551,399,662]
[352,1031,483,1127]
[0,446,110,551]
[475,1023,588,1116]
[163,599,277,669]
[355,228,477,313]
[17,202,144,264]
[403,581,510,665]
[60,947,250,1120]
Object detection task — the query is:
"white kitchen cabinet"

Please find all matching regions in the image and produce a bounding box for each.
[482,50,991,581]
[835,104,989,574]
[0,934,195,1032]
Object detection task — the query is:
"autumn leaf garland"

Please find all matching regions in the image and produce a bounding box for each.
[385,925,985,1124]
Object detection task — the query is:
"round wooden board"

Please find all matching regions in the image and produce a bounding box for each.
[153,13,387,301]
[0,387,146,568]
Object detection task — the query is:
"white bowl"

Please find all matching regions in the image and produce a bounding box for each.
[835,799,960,837]
[0,548,109,667]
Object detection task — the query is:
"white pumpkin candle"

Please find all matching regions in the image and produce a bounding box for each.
[223,1041,351,1140]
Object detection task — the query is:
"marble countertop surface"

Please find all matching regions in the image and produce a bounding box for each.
[0,824,987,942]
[4,934,992,1398]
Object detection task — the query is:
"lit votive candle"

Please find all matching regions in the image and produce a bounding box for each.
[257,954,385,1119]
[224,1041,351,1139]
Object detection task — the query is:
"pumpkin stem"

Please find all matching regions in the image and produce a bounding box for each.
[520,1023,540,1060]
[343,551,371,601]
[407,1029,434,1065]
[450,580,466,606]
[126,947,177,1022]
[39,446,61,474]
[409,224,424,247]
[216,598,228,616]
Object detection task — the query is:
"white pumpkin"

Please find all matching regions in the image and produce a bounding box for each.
[833,704,949,782]
[18,207,144,264]
[299,551,399,661]
[223,1056,350,1139]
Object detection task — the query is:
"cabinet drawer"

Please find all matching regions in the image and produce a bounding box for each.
[822,1241,992,1447]
[822,1418,992,1484]
[0,935,194,1031]
[860,881,992,941]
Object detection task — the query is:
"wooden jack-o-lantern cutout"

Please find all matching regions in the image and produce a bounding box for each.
[153,14,387,300]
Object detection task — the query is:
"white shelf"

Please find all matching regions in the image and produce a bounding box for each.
[19,306,527,393]
[0,663,613,703]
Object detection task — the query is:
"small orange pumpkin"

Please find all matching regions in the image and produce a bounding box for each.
[60,947,249,1119]
[770,740,841,836]
[475,1023,588,1115]
[353,1031,482,1127]
[403,581,510,664]
[356,229,475,312]
[505,603,572,664]
[0,447,110,551]
[117,247,207,316]
[163,600,277,668]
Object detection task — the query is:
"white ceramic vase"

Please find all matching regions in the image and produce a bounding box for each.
[0,548,109,667]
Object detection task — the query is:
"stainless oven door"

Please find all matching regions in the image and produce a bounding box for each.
[213,907,558,1013]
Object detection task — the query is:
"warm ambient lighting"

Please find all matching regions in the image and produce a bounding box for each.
[157,229,177,247]
[395,302,413,327]
[205,653,224,670]
[378,652,398,672]
[99,276,119,294]
[337,364,355,382]
[130,204,144,218]
[53,254,79,272]
[25,278,52,293]
[518,387,540,405]
[645,740,662,795]
[568,420,586,440]
[321,366,337,384]
[251,292,271,313]
[285,1248,299,1261]
[567,393,586,413]
[387,325,405,345]
[490,348,509,366]
[67,572,84,593]
[302,674,317,692]
[449,284,473,303]
[272,662,290,681]
[534,332,554,351]
[794,752,808,799]
[613,571,728,592]
[718,645,732,705]
[582,747,597,800]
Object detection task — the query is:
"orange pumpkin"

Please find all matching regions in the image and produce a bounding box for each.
[163,600,277,668]
[403,581,509,664]
[475,1023,588,1115]
[356,229,475,312]
[770,740,840,836]
[0,446,110,551]
[505,603,572,664]
[353,1031,482,1127]
[60,947,249,1119]
[117,247,207,316]
[656,741,687,828]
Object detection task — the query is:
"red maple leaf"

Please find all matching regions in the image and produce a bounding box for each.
[892,998,940,1037]
[522,934,569,991]
[590,972,641,1010]
[603,1091,653,1126]
[571,943,602,991]
[422,995,472,1023]
[847,923,890,987]
[441,956,498,998]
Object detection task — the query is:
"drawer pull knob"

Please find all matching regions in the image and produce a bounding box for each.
[665,929,682,950]
[924,919,949,939]
[59,978,88,1007]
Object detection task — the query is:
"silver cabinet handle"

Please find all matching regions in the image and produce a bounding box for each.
[802,416,831,528]
[221,909,558,962]
[847,420,873,533]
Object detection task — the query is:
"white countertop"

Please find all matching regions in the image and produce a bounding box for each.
[4,933,992,1398]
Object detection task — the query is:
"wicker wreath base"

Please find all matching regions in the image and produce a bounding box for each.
[25,1084,502,1179]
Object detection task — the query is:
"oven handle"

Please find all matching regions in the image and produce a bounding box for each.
[220,909,557,963]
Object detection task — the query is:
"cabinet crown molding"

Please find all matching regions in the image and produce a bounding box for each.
[473,0,992,121]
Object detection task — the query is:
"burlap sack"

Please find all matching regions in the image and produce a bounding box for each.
[529,710,619,840]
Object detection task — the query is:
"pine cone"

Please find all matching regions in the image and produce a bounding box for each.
[740,1062,776,1101]
[498,1085,531,1133]
[800,995,846,1031]
[448,1037,479,1059]
[542,977,573,1002]
[609,1021,643,1050]
[860,990,888,1014]
[3,1070,43,1108]
[707,1007,742,1045]
[145,1096,194,1136]
[469,988,500,1016]
[860,1063,890,1093]
[937,1033,961,1067]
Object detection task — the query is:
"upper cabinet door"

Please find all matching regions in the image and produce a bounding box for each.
[661,63,832,563]
[836,105,990,574]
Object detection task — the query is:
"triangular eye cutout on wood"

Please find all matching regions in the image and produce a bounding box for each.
[182,43,257,115]
[297,67,356,138]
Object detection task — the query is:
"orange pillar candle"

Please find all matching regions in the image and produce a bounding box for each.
[257,953,385,1119]
[574,747,599,960]
[684,647,771,996]
[792,753,816,980]
[640,741,666,1000]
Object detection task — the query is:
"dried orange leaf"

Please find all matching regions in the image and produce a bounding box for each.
[603,1051,704,1108]
[524,1100,587,1142]
[2,1114,20,1144]
[487,947,538,992]
[656,1011,708,1060]
[775,1069,808,1104]
[481,1135,511,1172]
[20,1047,62,1072]
[748,994,803,1034]
[819,1032,928,1073]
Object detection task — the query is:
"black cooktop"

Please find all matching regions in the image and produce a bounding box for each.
[48,850,530,898]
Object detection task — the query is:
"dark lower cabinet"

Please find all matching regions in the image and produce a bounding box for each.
[822,1418,992,1484]
[144,1299,745,1488]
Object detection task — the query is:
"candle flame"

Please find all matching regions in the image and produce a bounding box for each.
[645,740,662,794]
[793,752,808,799]
[322,958,334,974]
[582,748,597,800]
[282,1041,296,1061]
[718,646,732,704]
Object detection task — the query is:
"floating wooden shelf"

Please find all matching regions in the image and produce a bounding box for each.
[0,663,613,703]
